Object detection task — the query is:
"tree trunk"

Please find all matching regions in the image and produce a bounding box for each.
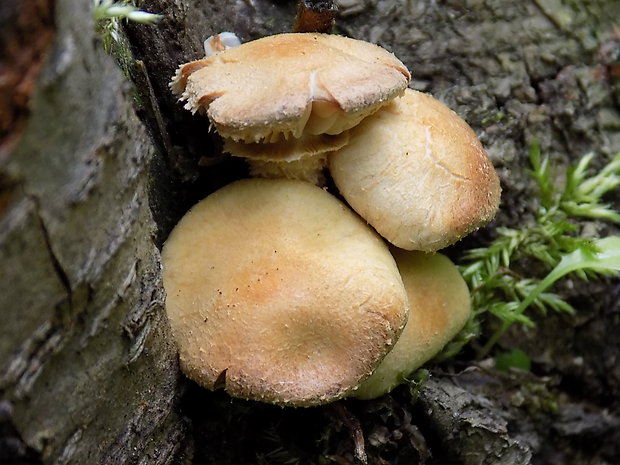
[1,0,186,463]
[1,0,619,464]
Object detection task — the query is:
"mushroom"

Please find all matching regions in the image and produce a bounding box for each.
[203,32,241,56]
[351,250,471,400]
[161,178,410,406]
[170,33,410,183]
[329,88,501,251]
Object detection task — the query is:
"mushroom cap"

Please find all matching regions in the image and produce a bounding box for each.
[352,250,471,399]
[170,33,410,146]
[161,178,409,406]
[329,88,501,252]
[203,32,241,56]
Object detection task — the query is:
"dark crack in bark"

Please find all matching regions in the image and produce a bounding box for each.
[30,194,72,299]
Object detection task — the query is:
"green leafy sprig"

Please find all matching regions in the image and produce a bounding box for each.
[457,144,620,358]
[92,0,161,51]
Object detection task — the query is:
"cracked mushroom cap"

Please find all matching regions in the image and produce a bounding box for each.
[170,33,410,150]
[352,250,471,399]
[329,88,501,252]
[161,178,409,406]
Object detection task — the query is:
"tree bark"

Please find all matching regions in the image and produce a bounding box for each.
[1,0,186,463]
[1,0,619,464]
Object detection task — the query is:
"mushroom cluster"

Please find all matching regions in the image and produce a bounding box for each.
[163,32,501,406]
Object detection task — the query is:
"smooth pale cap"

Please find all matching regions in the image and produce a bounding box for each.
[170,33,410,146]
[162,179,409,406]
[352,250,471,399]
[329,88,501,252]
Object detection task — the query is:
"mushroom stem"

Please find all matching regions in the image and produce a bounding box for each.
[292,0,338,33]
[247,154,329,186]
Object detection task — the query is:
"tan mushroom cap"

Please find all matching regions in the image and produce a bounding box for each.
[170,33,411,147]
[329,88,501,252]
[352,250,471,399]
[161,178,409,406]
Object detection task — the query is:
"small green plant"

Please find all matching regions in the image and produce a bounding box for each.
[92,0,161,51]
[406,368,430,403]
[494,348,532,371]
[454,144,620,358]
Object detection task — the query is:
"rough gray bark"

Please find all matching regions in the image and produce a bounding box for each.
[1,0,619,464]
[1,0,186,463]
